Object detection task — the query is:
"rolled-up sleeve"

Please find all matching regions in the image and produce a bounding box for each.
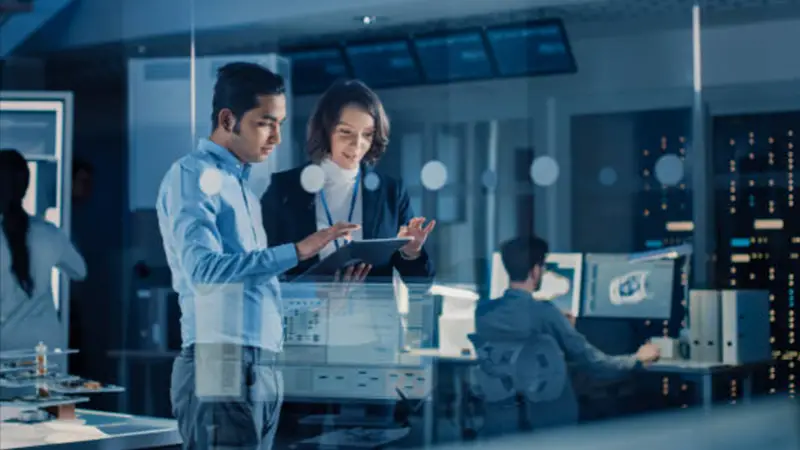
[162,164,298,286]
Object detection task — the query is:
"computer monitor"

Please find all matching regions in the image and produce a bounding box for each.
[582,254,676,320]
[490,252,583,317]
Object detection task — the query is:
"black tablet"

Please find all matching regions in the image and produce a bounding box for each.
[295,238,412,281]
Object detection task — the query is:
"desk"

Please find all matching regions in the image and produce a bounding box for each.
[403,349,477,446]
[645,359,770,412]
[107,350,178,416]
[0,409,181,449]
[407,350,772,443]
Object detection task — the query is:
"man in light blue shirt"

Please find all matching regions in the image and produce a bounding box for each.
[157,62,356,450]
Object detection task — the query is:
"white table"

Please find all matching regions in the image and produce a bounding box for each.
[0,409,180,449]
[403,349,477,447]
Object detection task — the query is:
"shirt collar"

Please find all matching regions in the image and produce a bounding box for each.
[198,138,251,180]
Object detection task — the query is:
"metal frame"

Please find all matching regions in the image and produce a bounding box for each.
[691,3,715,289]
[0,90,74,363]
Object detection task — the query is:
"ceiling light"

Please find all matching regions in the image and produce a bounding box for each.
[359,15,377,25]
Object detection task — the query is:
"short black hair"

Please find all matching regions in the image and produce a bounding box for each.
[211,62,285,131]
[306,79,389,166]
[500,236,549,282]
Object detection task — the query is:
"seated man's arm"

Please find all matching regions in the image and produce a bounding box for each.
[540,305,641,376]
[162,164,298,286]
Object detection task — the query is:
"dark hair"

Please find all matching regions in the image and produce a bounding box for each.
[211,62,286,132]
[500,236,549,282]
[0,149,33,296]
[306,79,390,166]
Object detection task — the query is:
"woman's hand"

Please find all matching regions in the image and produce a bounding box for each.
[397,217,436,259]
[339,263,372,283]
[325,263,372,315]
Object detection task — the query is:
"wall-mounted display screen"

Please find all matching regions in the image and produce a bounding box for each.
[345,40,421,87]
[286,48,351,94]
[486,20,576,77]
[413,32,493,82]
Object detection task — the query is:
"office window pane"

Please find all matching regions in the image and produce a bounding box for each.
[436,130,460,186]
[401,132,424,188]
[437,194,459,223]
[434,126,466,222]
[410,195,424,217]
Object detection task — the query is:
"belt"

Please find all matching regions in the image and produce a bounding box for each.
[182,344,279,364]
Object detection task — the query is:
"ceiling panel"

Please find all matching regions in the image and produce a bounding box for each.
[269,0,800,47]
[25,0,800,55]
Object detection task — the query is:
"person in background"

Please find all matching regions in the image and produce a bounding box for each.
[72,157,94,205]
[157,62,357,450]
[69,156,93,376]
[473,236,660,435]
[0,149,87,352]
[261,79,436,284]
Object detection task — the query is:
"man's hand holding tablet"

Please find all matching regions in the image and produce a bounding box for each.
[295,222,361,261]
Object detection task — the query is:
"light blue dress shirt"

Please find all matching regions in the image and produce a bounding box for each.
[156,139,298,352]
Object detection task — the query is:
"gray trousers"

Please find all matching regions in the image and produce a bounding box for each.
[170,344,283,450]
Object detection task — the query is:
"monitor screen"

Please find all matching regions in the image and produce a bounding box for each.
[413,32,493,82]
[485,20,576,77]
[345,40,421,87]
[533,253,583,316]
[490,252,583,316]
[582,254,675,320]
[286,48,350,94]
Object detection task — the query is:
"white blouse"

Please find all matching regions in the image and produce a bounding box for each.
[315,159,364,259]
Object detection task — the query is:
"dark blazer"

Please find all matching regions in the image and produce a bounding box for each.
[261,165,435,283]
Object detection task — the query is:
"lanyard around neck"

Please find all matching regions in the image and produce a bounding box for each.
[320,170,361,250]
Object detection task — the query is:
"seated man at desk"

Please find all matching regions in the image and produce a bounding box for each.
[472,236,660,436]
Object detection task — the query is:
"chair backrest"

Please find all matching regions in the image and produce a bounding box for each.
[468,334,568,404]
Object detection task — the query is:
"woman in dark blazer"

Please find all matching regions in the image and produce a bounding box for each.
[261,80,435,283]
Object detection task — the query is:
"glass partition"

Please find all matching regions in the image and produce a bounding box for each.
[699,0,800,400]
[8,0,797,447]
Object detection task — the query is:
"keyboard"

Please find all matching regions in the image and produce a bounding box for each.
[649,359,725,370]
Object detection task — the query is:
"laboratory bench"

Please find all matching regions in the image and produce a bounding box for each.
[0,408,181,449]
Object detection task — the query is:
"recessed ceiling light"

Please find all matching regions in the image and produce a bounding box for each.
[358,15,377,25]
